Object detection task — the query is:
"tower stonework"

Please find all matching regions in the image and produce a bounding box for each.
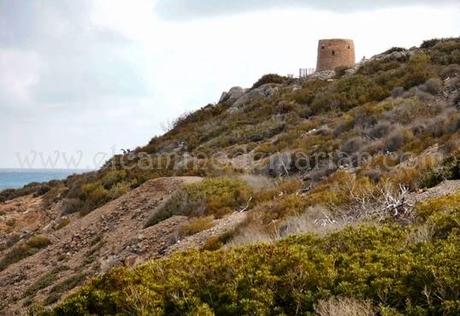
[316,39,355,72]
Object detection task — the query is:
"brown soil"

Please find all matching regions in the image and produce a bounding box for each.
[1,177,459,315]
[0,177,204,314]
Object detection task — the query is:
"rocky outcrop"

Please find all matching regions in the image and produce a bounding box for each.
[219,87,247,104]
[370,48,412,63]
[220,83,283,114]
[233,84,282,107]
[307,70,336,81]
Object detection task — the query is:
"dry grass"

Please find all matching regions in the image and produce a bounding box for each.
[227,225,273,247]
[229,207,349,247]
[276,207,347,238]
[237,175,275,191]
[315,297,374,316]
[0,235,51,271]
[178,216,215,238]
[391,150,444,189]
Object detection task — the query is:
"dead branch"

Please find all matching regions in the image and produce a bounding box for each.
[239,196,253,213]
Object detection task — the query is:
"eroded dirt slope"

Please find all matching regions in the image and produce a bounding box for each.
[0,177,209,314]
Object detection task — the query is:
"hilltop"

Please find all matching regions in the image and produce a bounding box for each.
[1,37,460,315]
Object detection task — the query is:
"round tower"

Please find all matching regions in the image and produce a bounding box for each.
[316,39,355,72]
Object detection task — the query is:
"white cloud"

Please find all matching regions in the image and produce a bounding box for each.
[154,0,459,19]
[0,49,41,106]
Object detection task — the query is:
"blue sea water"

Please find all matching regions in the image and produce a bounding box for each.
[0,169,88,191]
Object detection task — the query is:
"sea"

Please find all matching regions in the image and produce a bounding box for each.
[0,169,89,191]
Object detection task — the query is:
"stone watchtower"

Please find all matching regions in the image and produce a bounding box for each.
[316,39,355,72]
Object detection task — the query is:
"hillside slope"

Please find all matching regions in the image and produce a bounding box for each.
[1,177,203,312]
[1,37,460,315]
[46,185,460,315]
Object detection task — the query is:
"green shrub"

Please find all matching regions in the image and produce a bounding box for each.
[178,216,215,238]
[311,75,387,113]
[415,190,460,220]
[421,39,442,49]
[48,223,460,315]
[254,142,276,159]
[358,59,403,76]
[27,236,52,249]
[61,198,83,215]
[420,154,460,188]
[400,53,435,89]
[291,80,328,105]
[202,231,235,251]
[429,39,460,65]
[252,74,289,89]
[414,189,460,240]
[383,47,406,54]
[0,182,53,203]
[146,178,252,227]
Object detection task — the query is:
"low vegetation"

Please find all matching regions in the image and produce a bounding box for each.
[48,273,87,305]
[251,73,293,89]
[2,38,459,222]
[1,38,460,314]
[42,189,460,315]
[24,266,69,298]
[0,235,51,272]
[145,177,252,227]
[177,216,215,238]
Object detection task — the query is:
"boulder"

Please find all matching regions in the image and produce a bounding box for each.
[371,49,411,63]
[345,67,358,76]
[308,70,336,81]
[232,83,282,108]
[219,86,247,105]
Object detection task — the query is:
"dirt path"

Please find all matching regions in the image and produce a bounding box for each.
[167,211,248,254]
[408,180,460,204]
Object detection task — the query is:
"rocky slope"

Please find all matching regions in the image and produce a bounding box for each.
[0,176,249,314]
[1,37,460,315]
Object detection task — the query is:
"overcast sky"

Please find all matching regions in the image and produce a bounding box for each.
[0,0,459,169]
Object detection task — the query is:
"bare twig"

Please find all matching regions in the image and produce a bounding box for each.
[239,196,253,213]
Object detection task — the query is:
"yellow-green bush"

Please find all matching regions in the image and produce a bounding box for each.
[304,170,377,209]
[178,216,215,238]
[311,75,387,113]
[400,53,436,88]
[420,153,460,188]
[251,73,290,89]
[46,219,460,315]
[146,177,252,227]
[4,39,460,223]
[254,142,277,159]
